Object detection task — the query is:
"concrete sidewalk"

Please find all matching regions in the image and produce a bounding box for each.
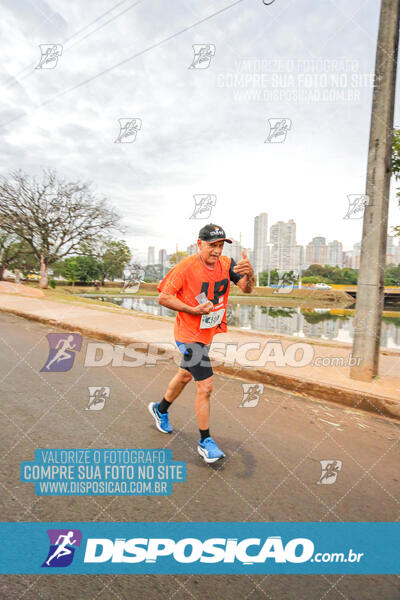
[1,293,400,420]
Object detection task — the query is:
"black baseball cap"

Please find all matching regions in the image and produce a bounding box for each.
[198,223,232,244]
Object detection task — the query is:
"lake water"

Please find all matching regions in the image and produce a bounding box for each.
[94,296,400,350]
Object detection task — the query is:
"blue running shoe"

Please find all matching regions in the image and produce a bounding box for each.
[197,436,225,464]
[148,402,172,434]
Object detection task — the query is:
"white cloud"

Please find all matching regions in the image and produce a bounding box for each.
[0,0,399,262]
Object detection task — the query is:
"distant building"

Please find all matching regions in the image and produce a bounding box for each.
[253,213,269,276]
[386,235,396,265]
[158,249,167,278]
[352,242,361,270]
[328,240,343,267]
[305,237,328,267]
[244,248,254,265]
[147,246,155,265]
[223,238,242,262]
[295,245,305,272]
[269,219,297,270]
[341,251,353,269]
[394,240,400,266]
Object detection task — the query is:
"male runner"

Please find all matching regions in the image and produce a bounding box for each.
[148,223,255,464]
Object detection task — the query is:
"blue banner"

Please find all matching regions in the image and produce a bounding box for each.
[0,522,399,574]
[20,449,186,496]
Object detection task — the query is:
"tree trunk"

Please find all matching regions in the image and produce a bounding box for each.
[39,254,49,289]
[0,265,4,281]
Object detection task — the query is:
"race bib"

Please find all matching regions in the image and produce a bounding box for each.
[200,308,225,329]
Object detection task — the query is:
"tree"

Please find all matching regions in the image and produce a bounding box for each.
[0,231,21,280]
[392,127,400,198]
[16,242,40,278]
[303,264,328,278]
[60,258,79,286]
[55,256,101,286]
[0,231,38,280]
[259,269,279,286]
[341,268,358,284]
[0,169,121,288]
[385,264,400,286]
[169,251,187,265]
[302,264,358,284]
[84,238,131,285]
[392,127,400,239]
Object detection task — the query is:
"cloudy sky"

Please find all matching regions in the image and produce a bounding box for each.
[1,0,399,263]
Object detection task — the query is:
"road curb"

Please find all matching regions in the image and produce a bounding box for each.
[2,304,400,423]
[212,364,400,422]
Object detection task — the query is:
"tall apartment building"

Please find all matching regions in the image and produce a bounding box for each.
[394,240,400,265]
[222,238,242,262]
[328,240,343,267]
[305,237,328,267]
[269,219,297,270]
[387,235,395,265]
[295,245,305,272]
[352,242,361,269]
[342,251,353,268]
[253,213,269,276]
[347,237,398,269]
[158,249,167,278]
[147,246,155,265]
[244,248,253,264]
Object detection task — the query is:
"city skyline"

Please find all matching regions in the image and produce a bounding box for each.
[144,211,400,273]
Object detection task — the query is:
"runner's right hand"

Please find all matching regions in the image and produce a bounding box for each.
[192,301,214,315]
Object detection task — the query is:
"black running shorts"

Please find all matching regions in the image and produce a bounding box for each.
[175,341,213,381]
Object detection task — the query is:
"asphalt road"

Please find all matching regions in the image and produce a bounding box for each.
[0,312,399,600]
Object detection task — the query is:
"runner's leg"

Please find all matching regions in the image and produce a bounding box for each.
[164,368,193,404]
[194,375,213,430]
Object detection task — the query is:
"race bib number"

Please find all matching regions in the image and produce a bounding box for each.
[200,308,225,329]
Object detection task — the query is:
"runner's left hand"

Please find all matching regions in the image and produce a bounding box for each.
[233,250,254,276]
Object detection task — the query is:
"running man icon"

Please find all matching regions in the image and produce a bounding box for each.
[86,386,110,410]
[42,529,82,568]
[41,333,82,372]
[46,532,76,566]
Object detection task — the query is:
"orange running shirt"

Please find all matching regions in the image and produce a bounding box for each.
[157,254,242,345]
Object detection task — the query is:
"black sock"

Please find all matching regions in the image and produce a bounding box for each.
[158,398,172,414]
[199,428,210,442]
